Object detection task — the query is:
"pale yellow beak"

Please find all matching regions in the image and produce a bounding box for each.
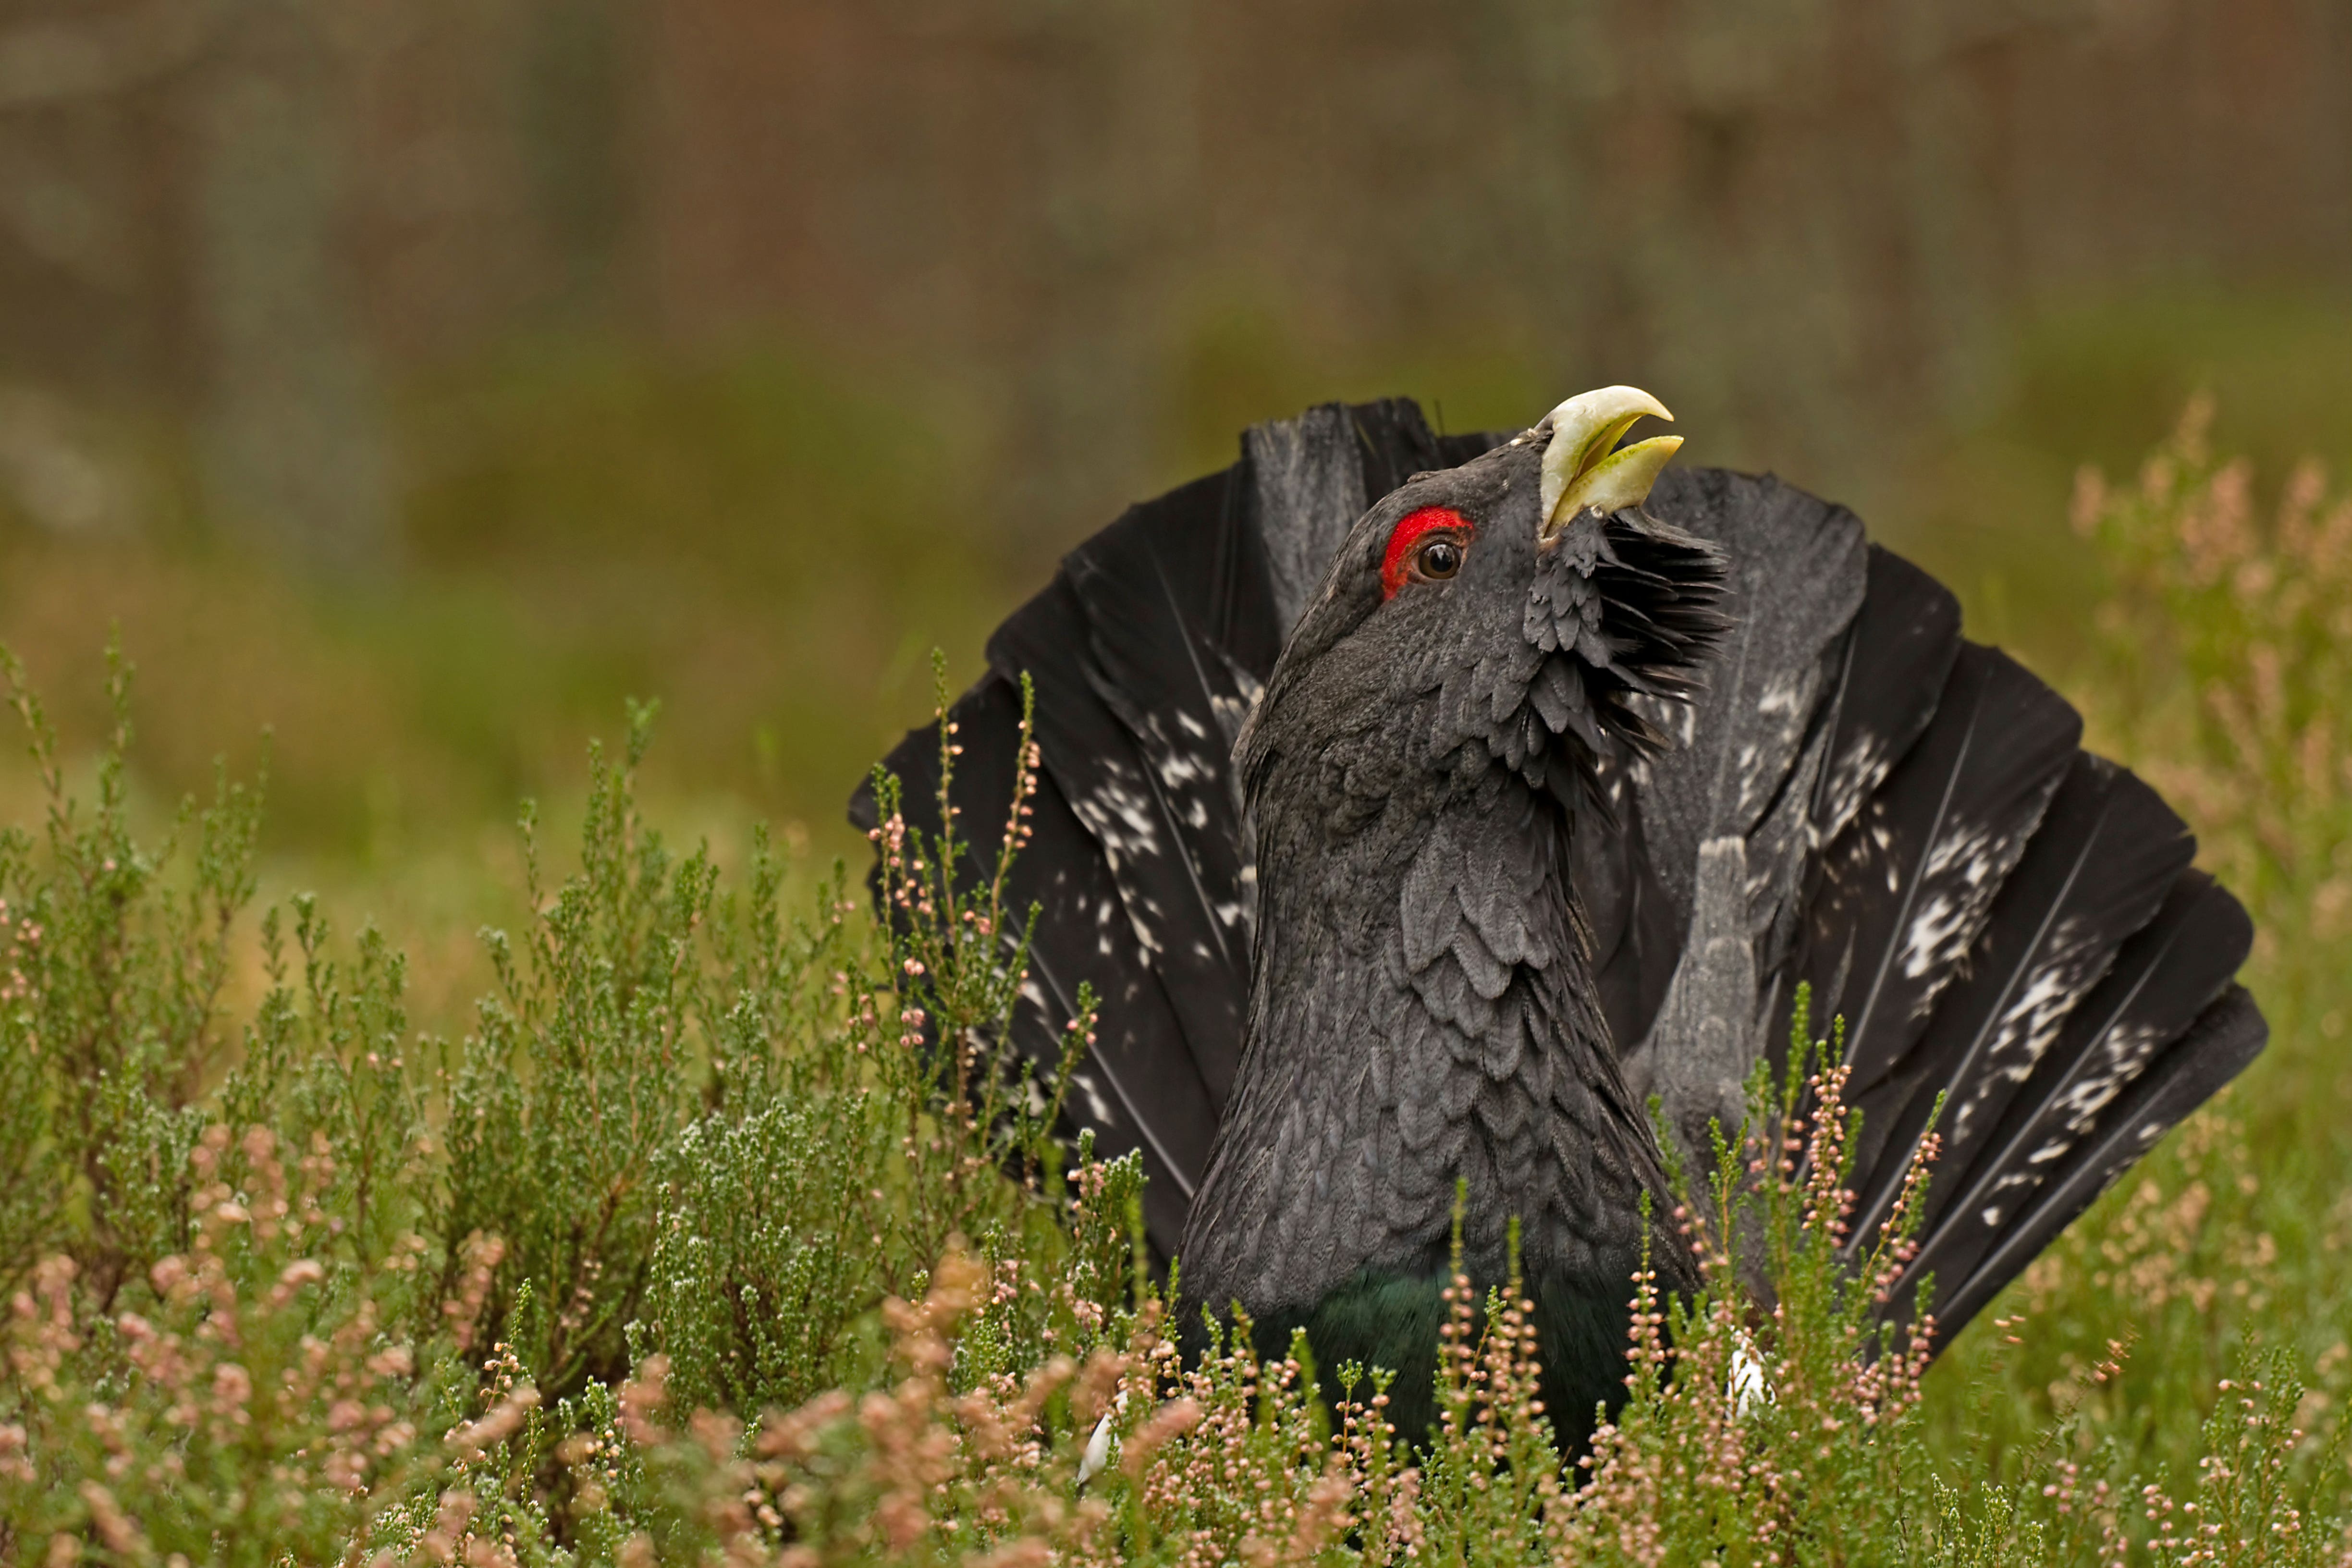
[1536,385,1683,540]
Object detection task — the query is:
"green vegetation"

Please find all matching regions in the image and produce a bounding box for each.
[2,397,2351,1563]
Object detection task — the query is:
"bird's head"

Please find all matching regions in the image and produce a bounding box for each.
[1239,387,1731,810]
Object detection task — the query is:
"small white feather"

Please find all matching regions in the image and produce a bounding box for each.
[1076,1411,1115,1486]
[1729,1330,1771,1415]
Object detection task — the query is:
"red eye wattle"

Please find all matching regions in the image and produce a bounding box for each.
[1381,507,1474,600]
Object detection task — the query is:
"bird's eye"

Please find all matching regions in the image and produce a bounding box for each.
[1381,506,1476,599]
[1416,538,1463,579]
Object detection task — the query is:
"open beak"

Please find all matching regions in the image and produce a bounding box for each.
[1536,385,1683,541]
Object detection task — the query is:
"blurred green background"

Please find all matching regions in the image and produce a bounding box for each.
[1,0,2351,957]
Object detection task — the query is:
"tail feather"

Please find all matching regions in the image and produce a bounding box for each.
[1620,468,1868,1158]
[1244,404,1376,635]
[1922,983,2267,1334]
[1844,755,2194,1247]
[1620,470,1868,945]
[994,477,1261,1106]
[851,672,1213,1250]
[1776,611,2260,1343]
[1893,871,2255,1318]
[1806,548,1963,853]
[1797,644,2083,1133]
[1239,399,1473,635]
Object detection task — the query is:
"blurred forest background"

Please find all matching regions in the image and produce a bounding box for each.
[0,0,2350,969]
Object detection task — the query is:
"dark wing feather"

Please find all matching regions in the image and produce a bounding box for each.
[1577,763,1685,1071]
[1800,644,2082,1141]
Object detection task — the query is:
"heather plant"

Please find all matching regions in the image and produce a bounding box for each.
[1544,1007,1943,1566]
[320,998,2349,1568]
[0,639,265,1306]
[0,1127,501,1563]
[2069,392,2352,941]
[0,646,1145,1561]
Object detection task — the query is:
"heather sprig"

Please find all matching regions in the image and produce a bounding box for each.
[0,1125,494,1565]
[1543,1002,1941,1566]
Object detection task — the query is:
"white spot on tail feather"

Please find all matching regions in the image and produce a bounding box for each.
[1072,1069,1116,1126]
[1897,822,2015,990]
[1947,916,2102,1145]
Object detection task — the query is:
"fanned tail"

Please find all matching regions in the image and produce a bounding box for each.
[1795,624,2262,1344]
[1635,520,2267,1345]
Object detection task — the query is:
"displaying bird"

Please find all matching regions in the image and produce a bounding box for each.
[851,389,2265,1445]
